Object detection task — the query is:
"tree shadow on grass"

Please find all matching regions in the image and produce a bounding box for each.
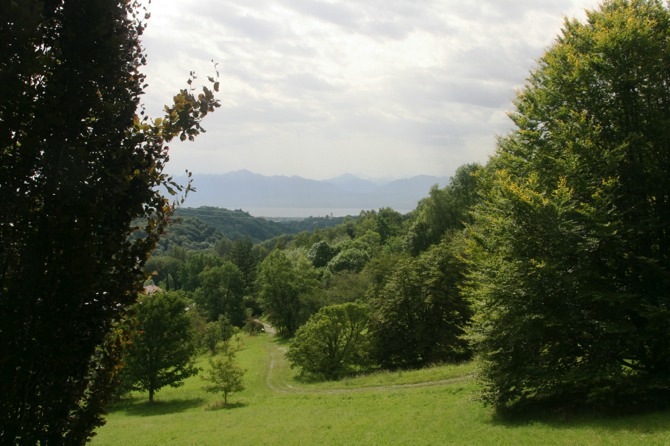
[271,336,291,347]
[489,400,670,435]
[204,400,247,411]
[109,397,205,417]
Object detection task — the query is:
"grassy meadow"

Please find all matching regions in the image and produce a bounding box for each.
[93,333,670,445]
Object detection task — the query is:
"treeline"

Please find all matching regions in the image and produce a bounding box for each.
[145,0,670,414]
[143,168,478,377]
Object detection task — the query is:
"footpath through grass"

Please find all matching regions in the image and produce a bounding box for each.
[93,333,670,445]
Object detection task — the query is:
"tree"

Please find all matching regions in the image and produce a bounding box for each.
[307,240,337,268]
[327,247,370,273]
[286,303,371,379]
[180,253,224,292]
[195,261,246,326]
[202,352,246,407]
[200,315,235,355]
[369,235,471,369]
[256,249,319,336]
[0,0,219,442]
[467,0,670,410]
[405,163,482,255]
[229,237,258,295]
[144,255,184,290]
[374,207,404,244]
[121,291,199,403]
[322,270,372,306]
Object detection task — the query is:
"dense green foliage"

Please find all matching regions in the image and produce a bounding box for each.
[121,292,199,403]
[195,261,246,325]
[405,164,482,255]
[467,0,670,410]
[256,250,320,336]
[287,302,371,379]
[0,1,218,442]
[152,207,353,253]
[369,235,471,369]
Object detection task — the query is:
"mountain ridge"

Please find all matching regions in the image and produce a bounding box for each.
[178,170,451,217]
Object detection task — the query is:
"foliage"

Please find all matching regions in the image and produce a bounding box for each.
[154,216,224,254]
[256,249,320,336]
[369,235,471,369]
[202,351,246,406]
[167,207,351,243]
[286,303,372,379]
[201,315,236,355]
[308,240,337,268]
[179,252,224,292]
[121,292,199,403]
[374,207,405,244]
[229,237,259,296]
[405,163,482,255]
[322,270,372,305]
[327,247,370,273]
[144,255,184,290]
[467,0,670,410]
[195,261,246,325]
[0,0,219,442]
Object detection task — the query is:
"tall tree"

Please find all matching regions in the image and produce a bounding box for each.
[195,262,246,326]
[229,237,258,295]
[405,163,482,256]
[369,235,471,369]
[468,0,670,410]
[256,249,319,336]
[121,291,199,403]
[0,0,219,442]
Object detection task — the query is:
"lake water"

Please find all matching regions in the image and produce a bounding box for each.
[246,207,410,219]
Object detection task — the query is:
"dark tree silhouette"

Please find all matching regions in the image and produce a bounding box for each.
[0,1,219,442]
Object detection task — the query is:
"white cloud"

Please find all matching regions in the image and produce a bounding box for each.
[140,0,602,180]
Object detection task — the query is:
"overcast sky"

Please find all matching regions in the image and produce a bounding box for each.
[140,0,602,181]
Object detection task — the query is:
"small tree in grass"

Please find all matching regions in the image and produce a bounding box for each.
[202,352,246,407]
[201,315,236,355]
[121,291,199,403]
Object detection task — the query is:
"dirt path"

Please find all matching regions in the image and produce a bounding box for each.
[261,322,473,395]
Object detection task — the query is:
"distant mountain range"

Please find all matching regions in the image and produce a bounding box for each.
[176,170,451,217]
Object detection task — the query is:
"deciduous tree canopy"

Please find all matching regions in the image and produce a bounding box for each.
[287,302,371,379]
[121,291,199,403]
[467,0,670,410]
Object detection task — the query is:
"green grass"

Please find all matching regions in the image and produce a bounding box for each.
[93,334,670,445]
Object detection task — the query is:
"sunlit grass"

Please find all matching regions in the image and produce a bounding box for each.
[93,333,670,446]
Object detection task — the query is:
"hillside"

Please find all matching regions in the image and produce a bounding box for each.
[153,207,354,252]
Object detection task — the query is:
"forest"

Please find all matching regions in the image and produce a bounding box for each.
[138,0,670,415]
[1,0,669,443]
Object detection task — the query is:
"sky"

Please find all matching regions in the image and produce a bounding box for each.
[140,0,602,181]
